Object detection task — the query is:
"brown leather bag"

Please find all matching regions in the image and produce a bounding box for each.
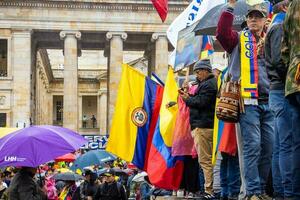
[216,80,243,123]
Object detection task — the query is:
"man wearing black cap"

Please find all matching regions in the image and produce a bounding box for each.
[94,169,127,200]
[180,59,218,200]
[78,169,98,200]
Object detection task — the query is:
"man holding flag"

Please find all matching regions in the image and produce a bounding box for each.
[180,59,218,200]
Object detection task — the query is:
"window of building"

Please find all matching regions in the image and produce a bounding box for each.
[0,113,6,127]
[0,39,8,77]
[56,101,63,121]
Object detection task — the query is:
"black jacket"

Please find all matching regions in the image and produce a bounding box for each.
[265,22,288,90]
[94,181,127,200]
[184,74,217,129]
[6,170,47,200]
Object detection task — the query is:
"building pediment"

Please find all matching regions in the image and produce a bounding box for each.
[0,0,187,11]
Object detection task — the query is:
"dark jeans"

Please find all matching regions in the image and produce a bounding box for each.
[269,90,293,198]
[199,166,205,193]
[220,153,240,198]
[287,92,300,199]
[239,104,274,195]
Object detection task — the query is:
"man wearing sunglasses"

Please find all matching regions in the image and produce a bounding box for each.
[94,169,127,200]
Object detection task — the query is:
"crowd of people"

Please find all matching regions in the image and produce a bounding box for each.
[176,0,299,199]
[0,158,170,200]
[0,0,298,199]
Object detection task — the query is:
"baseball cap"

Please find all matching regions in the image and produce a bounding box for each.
[246,3,269,18]
[103,168,115,176]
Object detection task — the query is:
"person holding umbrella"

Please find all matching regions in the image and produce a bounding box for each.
[216,1,273,200]
[6,167,47,200]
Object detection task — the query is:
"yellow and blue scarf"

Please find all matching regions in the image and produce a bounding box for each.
[240,30,259,99]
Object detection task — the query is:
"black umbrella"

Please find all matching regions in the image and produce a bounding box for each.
[53,172,83,181]
[193,0,259,35]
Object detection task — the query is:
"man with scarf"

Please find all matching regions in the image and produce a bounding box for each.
[265,1,292,199]
[216,1,274,200]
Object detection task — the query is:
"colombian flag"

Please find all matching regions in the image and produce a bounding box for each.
[201,35,214,59]
[106,64,163,169]
[146,68,184,190]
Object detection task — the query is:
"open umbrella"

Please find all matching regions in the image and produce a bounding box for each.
[132,171,148,183]
[55,153,76,162]
[70,150,116,171]
[0,125,87,167]
[112,167,133,176]
[53,172,83,181]
[193,0,269,35]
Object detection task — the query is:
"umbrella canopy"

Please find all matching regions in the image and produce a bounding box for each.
[71,150,116,171]
[53,172,83,181]
[56,168,72,173]
[112,167,133,176]
[193,0,269,35]
[132,171,148,183]
[0,125,87,167]
[55,153,76,162]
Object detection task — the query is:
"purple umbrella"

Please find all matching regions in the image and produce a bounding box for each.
[0,125,87,167]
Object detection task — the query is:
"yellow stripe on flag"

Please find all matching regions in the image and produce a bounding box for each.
[159,68,179,147]
[212,76,222,165]
[106,64,146,162]
[0,128,20,138]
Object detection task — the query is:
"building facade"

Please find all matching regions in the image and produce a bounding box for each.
[0,0,189,135]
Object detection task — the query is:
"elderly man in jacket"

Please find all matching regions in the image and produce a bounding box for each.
[180,59,218,200]
[216,0,274,199]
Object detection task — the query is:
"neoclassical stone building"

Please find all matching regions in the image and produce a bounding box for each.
[0,0,190,135]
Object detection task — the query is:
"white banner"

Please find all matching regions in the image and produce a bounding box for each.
[167,0,226,66]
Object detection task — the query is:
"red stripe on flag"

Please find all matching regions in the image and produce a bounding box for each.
[147,143,184,190]
[144,86,164,171]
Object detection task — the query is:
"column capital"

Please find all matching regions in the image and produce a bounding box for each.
[59,31,81,40]
[151,32,167,42]
[106,32,127,41]
[98,89,108,96]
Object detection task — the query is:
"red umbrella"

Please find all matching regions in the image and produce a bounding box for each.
[55,153,76,162]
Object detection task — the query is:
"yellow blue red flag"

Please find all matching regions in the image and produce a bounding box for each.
[146,68,184,190]
[106,64,163,170]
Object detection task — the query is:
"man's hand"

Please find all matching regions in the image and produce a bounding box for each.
[228,0,237,7]
[180,91,190,100]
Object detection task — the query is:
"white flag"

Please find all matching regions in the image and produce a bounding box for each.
[167,0,225,66]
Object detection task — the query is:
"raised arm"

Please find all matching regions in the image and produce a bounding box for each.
[216,0,239,53]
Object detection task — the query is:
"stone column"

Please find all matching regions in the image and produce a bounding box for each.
[106,32,127,131]
[78,95,82,129]
[48,94,53,125]
[11,30,32,127]
[98,89,107,134]
[60,31,81,131]
[151,33,169,80]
